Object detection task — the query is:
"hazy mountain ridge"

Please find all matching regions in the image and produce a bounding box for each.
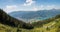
[9,9,60,22]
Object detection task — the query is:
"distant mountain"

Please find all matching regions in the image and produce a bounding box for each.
[9,9,60,21]
[32,14,60,27]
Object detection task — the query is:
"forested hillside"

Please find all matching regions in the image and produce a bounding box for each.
[0,9,33,31]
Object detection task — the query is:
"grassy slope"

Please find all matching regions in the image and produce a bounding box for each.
[0,18,60,32]
[20,18,60,32]
[0,23,17,32]
[0,15,60,32]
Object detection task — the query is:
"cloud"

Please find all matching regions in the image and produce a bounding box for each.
[4,4,60,13]
[33,8,38,10]
[6,5,17,10]
[39,5,56,10]
[23,0,35,6]
[4,5,18,13]
[46,5,55,10]
[33,7,38,11]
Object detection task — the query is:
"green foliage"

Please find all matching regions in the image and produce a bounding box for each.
[55,14,60,19]
[5,29,11,32]
[0,9,34,29]
[46,27,50,31]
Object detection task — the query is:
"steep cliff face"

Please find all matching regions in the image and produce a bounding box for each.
[0,9,33,29]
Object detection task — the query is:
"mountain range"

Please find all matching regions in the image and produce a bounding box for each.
[9,9,60,22]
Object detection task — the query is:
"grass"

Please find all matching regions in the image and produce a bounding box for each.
[0,23,17,32]
[0,18,60,32]
[20,18,60,32]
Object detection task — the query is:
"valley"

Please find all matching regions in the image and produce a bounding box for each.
[0,9,60,32]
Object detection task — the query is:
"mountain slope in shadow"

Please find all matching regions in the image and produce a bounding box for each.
[0,9,33,29]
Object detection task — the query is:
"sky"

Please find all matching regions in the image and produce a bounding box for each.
[0,0,60,13]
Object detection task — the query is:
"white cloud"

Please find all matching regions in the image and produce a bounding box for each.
[23,0,35,6]
[46,5,55,10]
[33,8,37,10]
[26,0,32,2]
[4,5,18,13]
[39,5,56,10]
[6,5,17,10]
[33,7,38,11]
[3,4,60,13]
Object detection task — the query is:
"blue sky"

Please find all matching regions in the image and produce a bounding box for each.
[0,0,60,13]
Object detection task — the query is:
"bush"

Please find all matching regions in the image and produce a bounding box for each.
[5,29,11,32]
